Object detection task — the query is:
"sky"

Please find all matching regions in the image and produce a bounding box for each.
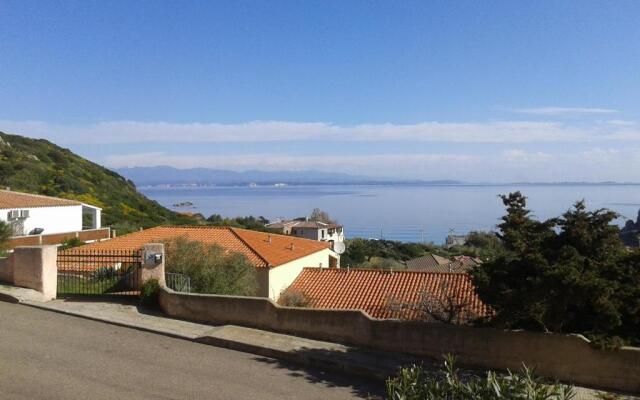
[1,0,640,182]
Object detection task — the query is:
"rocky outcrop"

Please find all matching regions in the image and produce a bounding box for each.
[620,209,640,247]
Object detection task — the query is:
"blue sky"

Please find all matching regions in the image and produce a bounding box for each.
[1,1,639,181]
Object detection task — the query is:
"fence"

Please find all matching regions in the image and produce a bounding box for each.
[56,250,142,297]
[8,228,111,249]
[165,272,191,293]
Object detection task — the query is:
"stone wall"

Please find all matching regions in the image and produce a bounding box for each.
[159,287,640,394]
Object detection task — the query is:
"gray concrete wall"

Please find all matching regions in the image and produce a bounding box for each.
[0,255,13,283]
[159,287,640,394]
[11,246,57,300]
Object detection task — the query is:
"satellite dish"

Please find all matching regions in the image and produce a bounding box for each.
[333,241,346,255]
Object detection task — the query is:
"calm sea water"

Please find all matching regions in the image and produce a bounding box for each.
[141,184,640,244]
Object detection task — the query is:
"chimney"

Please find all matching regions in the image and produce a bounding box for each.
[290,243,295,251]
[267,235,272,244]
[139,227,143,232]
[5,187,9,191]
[112,229,117,238]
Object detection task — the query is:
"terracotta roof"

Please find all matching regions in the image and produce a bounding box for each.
[405,254,482,273]
[0,189,81,209]
[284,268,490,321]
[405,254,451,270]
[73,226,330,268]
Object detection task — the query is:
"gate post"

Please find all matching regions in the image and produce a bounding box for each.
[141,243,165,286]
[12,245,57,300]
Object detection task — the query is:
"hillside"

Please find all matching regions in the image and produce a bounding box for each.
[0,132,193,231]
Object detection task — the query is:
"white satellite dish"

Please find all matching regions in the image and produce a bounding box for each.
[333,241,346,255]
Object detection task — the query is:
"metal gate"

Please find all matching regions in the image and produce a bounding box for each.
[56,250,142,297]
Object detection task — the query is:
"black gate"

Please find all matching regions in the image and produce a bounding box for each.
[57,250,142,297]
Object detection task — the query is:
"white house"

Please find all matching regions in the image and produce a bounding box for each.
[0,189,101,237]
[267,219,345,250]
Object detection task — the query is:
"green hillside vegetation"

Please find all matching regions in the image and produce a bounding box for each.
[0,132,194,231]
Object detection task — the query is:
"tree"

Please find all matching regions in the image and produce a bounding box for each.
[472,192,638,344]
[309,208,336,224]
[387,282,480,324]
[0,221,11,253]
[164,237,258,296]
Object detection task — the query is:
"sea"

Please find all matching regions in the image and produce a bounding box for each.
[140,184,640,245]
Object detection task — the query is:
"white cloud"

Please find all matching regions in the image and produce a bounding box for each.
[1,118,635,144]
[513,107,618,116]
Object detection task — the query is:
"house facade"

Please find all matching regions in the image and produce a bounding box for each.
[267,219,345,250]
[0,189,102,237]
[73,226,339,300]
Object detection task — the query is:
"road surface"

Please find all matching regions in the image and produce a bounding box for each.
[0,301,383,399]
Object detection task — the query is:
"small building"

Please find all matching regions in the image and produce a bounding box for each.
[445,234,468,248]
[267,219,345,250]
[0,189,102,237]
[283,268,490,322]
[73,226,340,300]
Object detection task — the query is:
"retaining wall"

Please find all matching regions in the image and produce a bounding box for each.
[159,287,640,394]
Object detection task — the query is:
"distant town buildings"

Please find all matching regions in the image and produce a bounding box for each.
[267,218,345,251]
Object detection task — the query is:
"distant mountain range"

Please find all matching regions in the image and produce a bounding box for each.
[115,166,639,187]
[116,166,460,186]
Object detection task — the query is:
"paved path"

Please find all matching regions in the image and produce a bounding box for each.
[0,302,383,400]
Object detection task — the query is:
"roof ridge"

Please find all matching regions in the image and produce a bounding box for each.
[0,189,81,205]
[302,267,470,276]
[228,227,271,267]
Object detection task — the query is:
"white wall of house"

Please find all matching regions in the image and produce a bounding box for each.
[0,205,83,236]
[267,248,337,301]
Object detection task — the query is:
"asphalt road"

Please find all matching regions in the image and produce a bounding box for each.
[0,302,383,399]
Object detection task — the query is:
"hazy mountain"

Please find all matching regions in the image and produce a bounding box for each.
[116,166,434,186]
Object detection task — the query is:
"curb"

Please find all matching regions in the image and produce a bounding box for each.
[12,299,396,382]
[19,302,200,342]
[0,292,19,304]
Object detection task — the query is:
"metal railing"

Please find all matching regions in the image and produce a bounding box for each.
[165,272,191,293]
[56,250,142,297]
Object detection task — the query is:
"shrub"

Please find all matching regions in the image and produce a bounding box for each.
[386,355,574,400]
[164,237,258,296]
[59,237,85,250]
[278,289,311,307]
[140,279,160,307]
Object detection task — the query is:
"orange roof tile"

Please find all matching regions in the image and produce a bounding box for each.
[74,226,330,268]
[284,268,491,321]
[0,189,81,209]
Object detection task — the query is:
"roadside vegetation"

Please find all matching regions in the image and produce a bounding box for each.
[163,237,257,296]
[472,192,640,347]
[386,355,574,400]
[340,231,502,269]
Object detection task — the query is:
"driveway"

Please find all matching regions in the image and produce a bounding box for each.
[0,301,383,399]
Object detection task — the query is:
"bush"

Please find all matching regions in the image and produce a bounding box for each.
[59,237,85,250]
[386,355,574,400]
[140,279,160,307]
[278,289,311,307]
[164,237,258,296]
